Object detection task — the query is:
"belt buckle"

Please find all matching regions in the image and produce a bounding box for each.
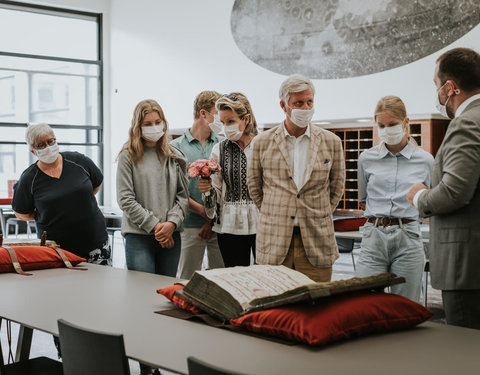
[380,217,392,227]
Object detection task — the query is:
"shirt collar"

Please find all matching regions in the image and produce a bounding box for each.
[185,129,217,143]
[283,121,311,138]
[455,94,480,117]
[378,141,414,159]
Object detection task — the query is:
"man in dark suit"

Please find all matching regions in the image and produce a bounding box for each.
[407,48,480,329]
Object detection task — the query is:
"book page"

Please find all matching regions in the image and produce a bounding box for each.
[191,265,315,310]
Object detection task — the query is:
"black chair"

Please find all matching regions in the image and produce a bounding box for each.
[423,261,430,307]
[0,318,62,375]
[187,356,248,375]
[336,238,356,270]
[0,357,63,375]
[57,319,130,375]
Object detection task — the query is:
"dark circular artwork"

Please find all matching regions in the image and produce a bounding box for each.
[231,0,480,79]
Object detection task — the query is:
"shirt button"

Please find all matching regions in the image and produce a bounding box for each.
[297,194,300,198]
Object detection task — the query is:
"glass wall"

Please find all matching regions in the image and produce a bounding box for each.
[0,2,103,199]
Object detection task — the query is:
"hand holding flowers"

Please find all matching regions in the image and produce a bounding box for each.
[188,159,221,197]
[188,159,221,207]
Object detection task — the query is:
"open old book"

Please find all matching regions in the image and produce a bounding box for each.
[178,265,404,321]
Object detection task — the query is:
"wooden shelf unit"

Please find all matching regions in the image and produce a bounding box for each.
[329,127,373,213]
[328,118,450,214]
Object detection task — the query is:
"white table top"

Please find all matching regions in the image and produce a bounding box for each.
[1,264,479,374]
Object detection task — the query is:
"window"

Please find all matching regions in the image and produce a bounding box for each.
[0,1,103,199]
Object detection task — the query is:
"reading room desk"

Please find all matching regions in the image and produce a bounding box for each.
[1,264,479,374]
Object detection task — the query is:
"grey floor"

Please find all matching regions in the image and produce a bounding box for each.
[1,233,443,374]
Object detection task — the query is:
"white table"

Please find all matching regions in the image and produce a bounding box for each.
[1,264,480,374]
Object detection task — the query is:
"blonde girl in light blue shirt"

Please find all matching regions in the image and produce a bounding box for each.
[356,96,434,302]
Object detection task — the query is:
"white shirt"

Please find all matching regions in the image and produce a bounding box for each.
[284,122,311,225]
[413,94,480,207]
[203,139,257,235]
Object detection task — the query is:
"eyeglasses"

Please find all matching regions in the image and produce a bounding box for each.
[35,137,56,150]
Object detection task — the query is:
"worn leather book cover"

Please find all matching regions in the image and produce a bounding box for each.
[179,265,404,321]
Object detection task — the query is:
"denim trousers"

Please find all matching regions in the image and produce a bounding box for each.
[125,232,181,374]
[355,221,425,302]
[125,231,181,277]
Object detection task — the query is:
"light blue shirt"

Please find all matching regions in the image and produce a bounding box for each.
[171,129,224,228]
[358,142,434,219]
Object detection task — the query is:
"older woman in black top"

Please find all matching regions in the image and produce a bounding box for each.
[12,123,110,265]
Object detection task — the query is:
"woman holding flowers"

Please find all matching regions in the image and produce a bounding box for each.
[198,93,258,267]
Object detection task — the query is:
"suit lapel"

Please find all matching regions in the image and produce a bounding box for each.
[302,125,321,188]
[274,124,294,178]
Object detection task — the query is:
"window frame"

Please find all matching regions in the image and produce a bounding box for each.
[0,0,104,202]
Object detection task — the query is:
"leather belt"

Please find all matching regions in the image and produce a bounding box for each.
[367,217,415,227]
[3,245,32,276]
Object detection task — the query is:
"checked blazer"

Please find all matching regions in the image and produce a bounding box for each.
[247,123,345,267]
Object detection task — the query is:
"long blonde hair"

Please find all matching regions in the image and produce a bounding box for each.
[119,99,178,163]
[374,96,415,144]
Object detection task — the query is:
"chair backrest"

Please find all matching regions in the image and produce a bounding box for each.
[57,319,130,375]
[187,356,248,375]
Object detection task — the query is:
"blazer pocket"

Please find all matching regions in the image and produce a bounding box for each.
[438,228,470,243]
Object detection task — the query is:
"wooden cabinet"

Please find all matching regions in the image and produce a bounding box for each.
[327,117,450,214]
[329,127,373,213]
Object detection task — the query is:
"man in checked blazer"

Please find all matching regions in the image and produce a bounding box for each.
[247,74,345,282]
[407,48,480,329]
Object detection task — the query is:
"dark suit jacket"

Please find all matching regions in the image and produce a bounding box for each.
[417,98,480,290]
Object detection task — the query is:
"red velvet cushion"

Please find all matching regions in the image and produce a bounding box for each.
[334,217,367,231]
[0,198,12,204]
[230,292,433,346]
[157,284,202,314]
[0,246,85,273]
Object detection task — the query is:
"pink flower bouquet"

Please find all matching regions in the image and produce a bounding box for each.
[188,159,221,200]
[188,159,221,179]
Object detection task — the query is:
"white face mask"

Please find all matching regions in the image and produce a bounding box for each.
[287,106,315,128]
[224,123,243,141]
[208,114,223,134]
[378,124,405,145]
[435,82,453,119]
[35,143,59,164]
[141,125,164,142]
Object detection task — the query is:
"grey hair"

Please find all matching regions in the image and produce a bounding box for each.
[278,74,316,104]
[25,123,55,150]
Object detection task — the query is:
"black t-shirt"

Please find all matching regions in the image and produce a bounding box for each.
[12,152,108,258]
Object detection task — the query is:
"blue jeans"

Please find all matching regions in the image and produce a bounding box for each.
[125,232,181,277]
[355,222,425,302]
[125,232,180,374]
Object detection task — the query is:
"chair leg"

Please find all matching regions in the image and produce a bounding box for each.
[423,271,428,307]
[111,232,115,258]
[350,252,356,271]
